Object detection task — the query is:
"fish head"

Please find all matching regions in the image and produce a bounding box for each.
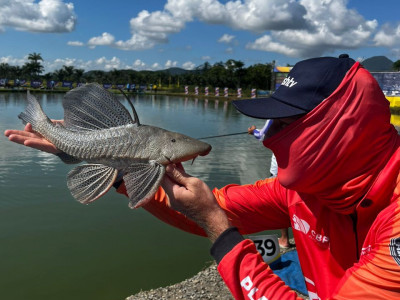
[156,129,212,164]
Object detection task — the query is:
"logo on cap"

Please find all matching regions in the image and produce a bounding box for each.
[281,76,298,88]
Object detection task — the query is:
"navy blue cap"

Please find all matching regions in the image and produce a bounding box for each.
[233,55,356,119]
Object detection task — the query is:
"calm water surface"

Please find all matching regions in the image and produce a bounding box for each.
[0,92,275,300]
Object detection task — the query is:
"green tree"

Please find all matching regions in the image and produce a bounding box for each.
[25,52,44,78]
[394,60,400,71]
[225,59,245,88]
[244,63,273,90]
[0,62,11,78]
[73,68,85,83]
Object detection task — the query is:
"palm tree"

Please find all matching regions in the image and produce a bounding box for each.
[28,52,43,63]
[26,52,44,78]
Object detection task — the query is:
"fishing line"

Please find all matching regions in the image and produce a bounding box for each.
[198,131,248,140]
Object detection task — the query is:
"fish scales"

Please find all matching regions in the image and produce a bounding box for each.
[18,83,211,207]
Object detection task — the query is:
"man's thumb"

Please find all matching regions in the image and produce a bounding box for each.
[165,164,190,186]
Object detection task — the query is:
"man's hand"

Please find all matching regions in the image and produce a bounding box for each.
[162,163,230,242]
[4,121,62,154]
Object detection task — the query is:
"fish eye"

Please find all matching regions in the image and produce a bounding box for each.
[171,139,176,143]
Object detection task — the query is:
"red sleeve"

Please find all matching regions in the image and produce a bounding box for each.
[211,228,301,300]
[116,177,290,237]
[209,179,301,300]
[116,183,207,236]
[213,177,292,234]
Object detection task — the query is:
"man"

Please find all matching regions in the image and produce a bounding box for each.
[151,55,400,299]
[5,55,400,299]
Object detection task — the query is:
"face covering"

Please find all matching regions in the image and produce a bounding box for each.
[264,62,400,214]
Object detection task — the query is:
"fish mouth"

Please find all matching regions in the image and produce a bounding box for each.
[165,146,212,164]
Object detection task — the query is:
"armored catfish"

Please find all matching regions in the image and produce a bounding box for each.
[18,83,212,208]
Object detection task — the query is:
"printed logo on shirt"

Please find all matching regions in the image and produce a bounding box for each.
[241,276,269,300]
[361,245,372,256]
[292,214,330,247]
[389,237,400,266]
[292,214,310,234]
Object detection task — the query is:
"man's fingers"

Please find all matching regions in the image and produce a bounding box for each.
[165,164,191,186]
[24,139,60,153]
[24,123,33,132]
[5,133,28,146]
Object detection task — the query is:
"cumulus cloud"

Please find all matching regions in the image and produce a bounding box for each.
[165,60,178,68]
[182,61,196,70]
[218,34,235,44]
[246,0,378,57]
[133,59,147,69]
[82,0,397,58]
[87,32,115,48]
[87,0,308,51]
[0,0,76,33]
[0,55,27,66]
[1,54,198,72]
[374,23,400,47]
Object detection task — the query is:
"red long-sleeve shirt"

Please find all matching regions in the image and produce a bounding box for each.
[118,62,400,299]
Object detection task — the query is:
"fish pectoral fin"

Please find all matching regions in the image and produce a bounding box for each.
[123,161,165,209]
[67,164,118,204]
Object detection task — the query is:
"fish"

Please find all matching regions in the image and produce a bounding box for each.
[18,83,212,208]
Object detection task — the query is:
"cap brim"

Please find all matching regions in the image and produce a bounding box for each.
[232,97,307,119]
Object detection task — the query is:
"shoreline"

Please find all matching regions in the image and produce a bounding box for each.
[126,240,309,300]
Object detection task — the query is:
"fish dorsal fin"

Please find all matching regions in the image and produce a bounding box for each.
[62,83,137,131]
[123,161,165,209]
[67,164,118,204]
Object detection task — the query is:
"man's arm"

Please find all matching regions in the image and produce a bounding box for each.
[162,163,301,300]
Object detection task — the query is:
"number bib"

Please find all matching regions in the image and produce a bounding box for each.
[248,234,281,264]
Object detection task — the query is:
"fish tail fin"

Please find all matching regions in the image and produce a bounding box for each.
[18,91,50,130]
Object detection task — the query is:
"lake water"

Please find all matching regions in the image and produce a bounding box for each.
[0,92,275,300]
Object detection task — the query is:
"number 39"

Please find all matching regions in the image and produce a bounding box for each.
[253,239,276,257]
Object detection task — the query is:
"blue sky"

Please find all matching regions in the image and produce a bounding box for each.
[0,0,399,73]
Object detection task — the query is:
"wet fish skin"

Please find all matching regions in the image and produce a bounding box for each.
[18,83,211,208]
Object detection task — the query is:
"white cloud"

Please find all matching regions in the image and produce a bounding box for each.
[1,55,192,73]
[182,61,195,70]
[201,56,212,60]
[374,23,400,47]
[88,0,307,52]
[67,41,84,47]
[0,55,26,66]
[246,0,379,57]
[151,62,161,70]
[218,34,235,44]
[225,47,234,54]
[87,32,115,48]
[0,0,76,33]
[85,0,393,58]
[132,59,147,69]
[165,60,177,68]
